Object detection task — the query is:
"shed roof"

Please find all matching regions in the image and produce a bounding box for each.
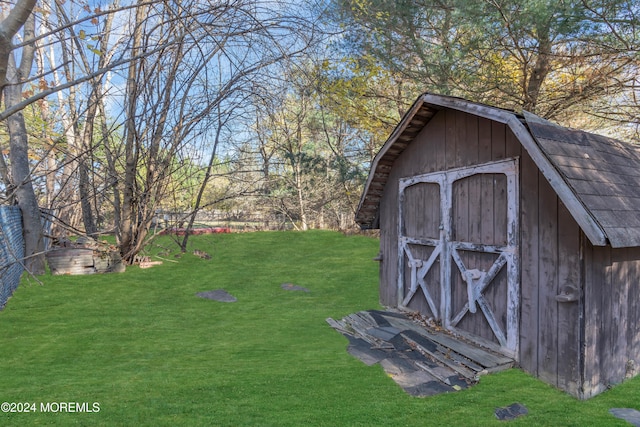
[356,93,640,248]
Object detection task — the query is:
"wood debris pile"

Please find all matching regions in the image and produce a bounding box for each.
[193,250,211,259]
[46,236,125,275]
[136,256,163,269]
[327,310,514,397]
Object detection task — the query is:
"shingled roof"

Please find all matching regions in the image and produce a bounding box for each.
[356,93,640,248]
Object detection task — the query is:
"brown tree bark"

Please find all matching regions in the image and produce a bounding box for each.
[0,0,37,91]
[4,11,45,274]
[523,32,553,113]
[120,0,147,263]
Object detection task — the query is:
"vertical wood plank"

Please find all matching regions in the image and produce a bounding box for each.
[478,117,493,163]
[504,127,521,357]
[505,126,521,159]
[537,172,559,387]
[610,249,629,382]
[452,180,469,331]
[581,239,599,398]
[493,124,509,248]
[506,166,520,354]
[467,116,481,242]
[455,110,469,168]
[441,176,452,326]
[519,152,539,374]
[596,245,612,391]
[626,251,640,380]
[425,112,448,316]
[397,177,406,308]
[556,200,581,395]
[432,112,447,172]
[481,175,495,245]
[491,121,506,160]
[583,242,606,396]
[450,112,471,334]
[380,159,402,307]
[379,226,394,306]
[445,110,457,169]
[494,177,508,247]
[479,118,494,248]
[466,114,480,335]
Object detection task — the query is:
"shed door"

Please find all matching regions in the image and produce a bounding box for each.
[398,158,519,357]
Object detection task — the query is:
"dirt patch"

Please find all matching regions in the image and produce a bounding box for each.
[281,283,309,292]
[196,289,237,302]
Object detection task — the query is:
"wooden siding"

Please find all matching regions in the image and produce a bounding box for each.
[582,245,640,398]
[358,101,439,227]
[378,108,584,395]
[535,191,581,394]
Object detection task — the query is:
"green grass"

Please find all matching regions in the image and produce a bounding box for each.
[0,230,638,426]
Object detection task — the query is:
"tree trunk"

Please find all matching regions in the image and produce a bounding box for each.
[120,0,147,263]
[78,158,98,236]
[524,33,552,113]
[180,120,223,252]
[6,102,45,274]
[52,11,84,233]
[100,101,122,241]
[34,25,56,210]
[294,160,308,231]
[0,0,37,91]
[4,12,44,274]
[78,86,100,237]
[0,142,12,198]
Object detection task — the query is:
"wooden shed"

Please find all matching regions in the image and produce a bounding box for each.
[356,93,640,399]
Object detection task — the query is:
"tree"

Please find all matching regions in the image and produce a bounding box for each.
[249,61,373,230]
[0,0,322,270]
[179,106,232,252]
[0,0,37,92]
[0,0,140,273]
[61,0,120,237]
[116,0,319,261]
[457,0,637,120]
[577,0,640,138]
[2,2,45,274]
[330,0,639,126]
[331,0,463,95]
[253,79,315,230]
[315,55,409,161]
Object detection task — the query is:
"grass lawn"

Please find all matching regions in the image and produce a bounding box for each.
[0,230,638,426]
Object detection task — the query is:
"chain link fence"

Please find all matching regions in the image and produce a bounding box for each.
[0,206,24,309]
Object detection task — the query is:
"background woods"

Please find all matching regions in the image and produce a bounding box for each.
[0,0,639,272]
